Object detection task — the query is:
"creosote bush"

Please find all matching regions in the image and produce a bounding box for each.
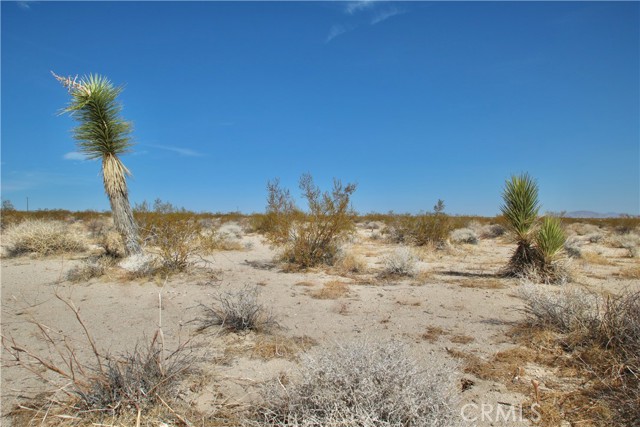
[137,213,207,272]
[4,219,88,256]
[386,200,453,248]
[264,174,357,268]
[252,339,458,426]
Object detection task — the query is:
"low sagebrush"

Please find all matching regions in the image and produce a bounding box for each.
[450,228,478,245]
[253,339,458,426]
[381,247,417,277]
[517,281,601,333]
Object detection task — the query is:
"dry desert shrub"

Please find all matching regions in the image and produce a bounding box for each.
[517,281,601,333]
[66,255,116,282]
[566,222,601,237]
[478,223,506,239]
[2,294,196,426]
[250,335,318,361]
[4,219,88,256]
[607,232,639,257]
[137,213,218,272]
[252,339,458,427]
[386,202,453,248]
[310,280,350,299]
[449,228,478,244]
[618,265,640,279]
[563,236,582,258]
[381,246,418,278]
[516,284,640,424]
[335,249,367,274]
[264,174,357,268]
[196,285,278,333]
[99,229,127,258]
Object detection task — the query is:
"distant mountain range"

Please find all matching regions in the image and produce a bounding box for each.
[564,211,634,219]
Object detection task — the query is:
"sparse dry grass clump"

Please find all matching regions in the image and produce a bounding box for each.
[310,280,350,299]
[618,265,640,279]
[250,335,318,361]
[516,283,640,425]
[449,228,478,245]
[335,250,367,274]
[381,246,418,278]
[99,229,127,258]
[196,285,278,333]
[517,281,601,333]
[4,219,88,256]
[66,255,116,282]
[252,339,458,427]
[2,294,197,426]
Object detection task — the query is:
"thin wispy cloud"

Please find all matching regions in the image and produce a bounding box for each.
[326,24,354,43]
[326,1,407,43]
[63,151,86,161]
[345,0,376,15]
[148,144,203,157]
[371,7,405,25]
[17,1,32,10]
[1,170,90,193]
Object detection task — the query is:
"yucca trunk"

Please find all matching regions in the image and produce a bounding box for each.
[103,154,142,255]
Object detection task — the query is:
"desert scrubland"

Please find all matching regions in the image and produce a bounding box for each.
[1,207,639,427]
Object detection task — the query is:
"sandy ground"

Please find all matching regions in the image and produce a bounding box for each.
[1,222,638,426]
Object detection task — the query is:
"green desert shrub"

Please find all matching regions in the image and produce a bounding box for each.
[264,174,357,268]
[386,201,453,248]
[137,213,206,272]
[4,219,88,256]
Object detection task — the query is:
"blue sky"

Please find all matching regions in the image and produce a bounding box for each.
[2,1,638,216]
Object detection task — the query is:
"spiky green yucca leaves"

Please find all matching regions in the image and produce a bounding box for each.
[500,173,540,242]
[61,74,133,160]
[54,72,141,256]
[500,174,567,282]
[536,216,566,264]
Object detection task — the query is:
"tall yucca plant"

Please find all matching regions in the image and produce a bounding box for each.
[53,72,142,256]
[500,173,542,275]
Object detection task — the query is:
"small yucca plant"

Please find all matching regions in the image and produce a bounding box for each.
[500,173,542,275]
[536,216,566,265]
[500,174,567,282]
